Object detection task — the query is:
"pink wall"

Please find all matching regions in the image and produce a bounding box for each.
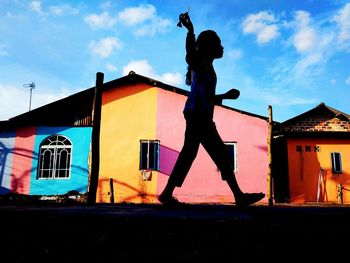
[11,126,36,194]
[214,107,268,194]
[156,89,268,203]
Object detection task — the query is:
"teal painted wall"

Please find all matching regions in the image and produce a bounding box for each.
[29,126,92,195]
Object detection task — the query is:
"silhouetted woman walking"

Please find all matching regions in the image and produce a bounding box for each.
[158,13,264,207]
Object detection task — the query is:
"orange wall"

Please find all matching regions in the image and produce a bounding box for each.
[287,138,350,203]
[98,84,158,203]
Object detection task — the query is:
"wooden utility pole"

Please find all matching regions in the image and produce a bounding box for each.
[267,105,273,206]
[87,72,104,204]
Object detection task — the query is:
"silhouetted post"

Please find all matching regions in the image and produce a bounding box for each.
[109,178,115,204]
[267,105,273,206]
[87,72,104,204]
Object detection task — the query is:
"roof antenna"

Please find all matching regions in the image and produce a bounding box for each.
[23,82,35,111]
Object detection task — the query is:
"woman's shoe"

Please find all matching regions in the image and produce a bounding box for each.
[235,192,265,207]
[158,194,185,207]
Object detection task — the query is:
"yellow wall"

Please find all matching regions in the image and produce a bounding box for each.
[288,138,350,203]
[97,84,158,203]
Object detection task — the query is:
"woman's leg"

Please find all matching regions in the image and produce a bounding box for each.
[200,121,265,206]
[159,119,200,202]
[200,121,244,197]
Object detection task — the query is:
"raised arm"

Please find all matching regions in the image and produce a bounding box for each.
[179,13,195,65]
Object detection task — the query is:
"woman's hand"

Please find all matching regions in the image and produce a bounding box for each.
[179,12,194,33]
[215,89,240,105]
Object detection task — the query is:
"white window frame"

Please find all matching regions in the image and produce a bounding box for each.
[224,141,238,172]
[37,135,72,180]
[331,152,342,174]
[139,140,160,171]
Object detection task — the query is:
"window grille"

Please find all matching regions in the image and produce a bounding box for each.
[139,140,160,171]
[37,135,72,179]
[331,152,342,174]
[224,142,238,172]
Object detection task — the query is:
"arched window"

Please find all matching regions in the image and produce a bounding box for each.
[37,135,72,179]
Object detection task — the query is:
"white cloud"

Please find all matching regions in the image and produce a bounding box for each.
[85,12,117,29]
[118,4,172,37]
[331,79,336,85]
[292,11,317,53]
[29,1,79,17]
[0,84,29,120]
[106,63,118,72]
[101,1,113,10]
[30,0,42,14]
[117,4,156,26]
[242,11,280,44]
[122,60,153,76]
[333,3,350,50]
[242,85,318,107]
[49,4,79,16]
[0,83,70,120]
[227,49,243,60]
[293,28,316,53]
[134,17,172,37]
[89,37,122,58]
[294,10,311,28]
[0,45,9,56]
[122,60,182,86]
[346,76,350,85]
[161,72,182,86]
[85,4,171,36]
[285,10,337,82]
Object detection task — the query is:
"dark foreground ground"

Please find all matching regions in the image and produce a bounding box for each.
[1,201,350,262]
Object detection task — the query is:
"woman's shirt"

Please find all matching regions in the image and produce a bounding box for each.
[183,33,217,120]
[184,69,217,120]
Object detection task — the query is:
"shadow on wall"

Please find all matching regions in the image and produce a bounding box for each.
[291,144,322,203]
[97,178,158,204]
[0,143,36,194]
[96,144,180,203]
[0,142,89,195]
[0,142,11,194]
[317,170,350,204]
[159,144,179,176]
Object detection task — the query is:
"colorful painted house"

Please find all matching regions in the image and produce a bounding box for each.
[0,72,269,204]
[0,88,94,196]
[272,103,350,204]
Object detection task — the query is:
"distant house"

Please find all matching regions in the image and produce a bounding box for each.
[0,72,269,204]
[273,103,350,204]
[0,87,94,196]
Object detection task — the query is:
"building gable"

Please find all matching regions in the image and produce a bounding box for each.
[279,103,350,134]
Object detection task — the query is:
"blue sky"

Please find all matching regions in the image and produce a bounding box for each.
[1,0,350,122]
